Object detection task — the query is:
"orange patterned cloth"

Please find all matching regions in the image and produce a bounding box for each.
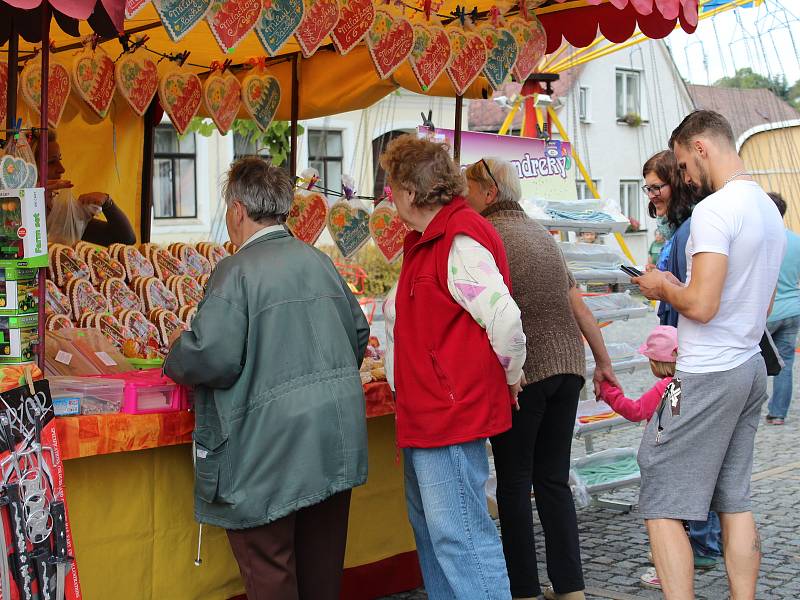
[55,382,395,461]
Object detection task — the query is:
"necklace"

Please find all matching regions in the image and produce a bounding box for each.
[723,170,752,187]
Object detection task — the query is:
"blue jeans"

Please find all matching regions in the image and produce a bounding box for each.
[403,440,510,600]
[767,316,800,419]
[688,512,722,558]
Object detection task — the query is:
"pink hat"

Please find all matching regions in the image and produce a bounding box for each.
[638,326,678,362]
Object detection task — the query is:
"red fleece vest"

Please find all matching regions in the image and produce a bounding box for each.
[394,198,513,448]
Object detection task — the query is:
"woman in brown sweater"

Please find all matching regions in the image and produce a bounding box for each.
[464,157,619,600]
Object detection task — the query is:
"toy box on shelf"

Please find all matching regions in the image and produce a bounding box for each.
[0,188,48,267]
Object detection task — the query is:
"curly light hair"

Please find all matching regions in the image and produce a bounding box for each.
[379,134,465,207]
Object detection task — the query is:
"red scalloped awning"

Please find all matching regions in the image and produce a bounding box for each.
[540,0,698,54]
[0,0,124,43]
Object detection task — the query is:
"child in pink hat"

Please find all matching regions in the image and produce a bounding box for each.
[598,325,678,421]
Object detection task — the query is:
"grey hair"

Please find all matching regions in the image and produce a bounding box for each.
[465,157,522,204]
[223,157,293,223]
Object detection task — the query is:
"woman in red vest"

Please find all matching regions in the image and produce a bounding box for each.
[380,135,527,599]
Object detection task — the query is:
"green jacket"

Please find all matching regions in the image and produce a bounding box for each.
[165,229,370,529]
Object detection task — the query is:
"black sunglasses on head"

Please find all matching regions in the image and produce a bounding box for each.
[480,158,499,189]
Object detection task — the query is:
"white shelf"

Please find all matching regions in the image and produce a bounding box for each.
[534,218,630,235]
[584,293,649,322]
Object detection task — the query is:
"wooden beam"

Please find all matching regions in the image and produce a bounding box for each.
[454,95,464,163]
[5,21,17,132]
[37,5,50,371]
[289,52,299,179]
[139,103,156,243]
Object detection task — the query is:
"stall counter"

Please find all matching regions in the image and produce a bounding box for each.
[55,382,422,600]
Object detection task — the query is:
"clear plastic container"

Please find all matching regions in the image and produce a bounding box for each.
[49,376,124,415]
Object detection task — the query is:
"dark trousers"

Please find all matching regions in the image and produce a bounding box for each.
[226,490,352,600]
[490,374,585,597]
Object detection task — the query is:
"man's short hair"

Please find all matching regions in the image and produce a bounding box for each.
[223,157,293,223]
[669,110,736,151]
[768,192,787,217]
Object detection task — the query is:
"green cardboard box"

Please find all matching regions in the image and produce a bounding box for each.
[0,266,38,315]
[0,188,48,267]
[0,313,39,363]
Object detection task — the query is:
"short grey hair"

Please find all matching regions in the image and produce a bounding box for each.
[223,157,293,223]
[464,157,522,204]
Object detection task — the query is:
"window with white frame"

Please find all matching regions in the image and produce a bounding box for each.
[619,179,643,229]
[153,125,197,219]
[576,179,599,200]
[615,69,641,121]
[579,86,590,122]
[308,129,343,194]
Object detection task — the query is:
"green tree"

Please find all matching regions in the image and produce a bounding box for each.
[714,68,790,101]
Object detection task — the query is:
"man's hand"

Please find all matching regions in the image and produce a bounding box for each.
[631,269,681,301]
[78,192,109,207]
[167,325,186,348]
[593,363,621,398]
[509,374,525,411]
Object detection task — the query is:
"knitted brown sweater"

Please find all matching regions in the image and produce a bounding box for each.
[483,201,586,385]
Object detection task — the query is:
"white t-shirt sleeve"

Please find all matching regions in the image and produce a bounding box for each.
[690,202,733,257]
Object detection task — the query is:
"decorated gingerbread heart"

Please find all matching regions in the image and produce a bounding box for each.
[168,243,212,278]
[207,0,264,53]
[86,248,127,285]
[45,280,72,319]
[115,52,159,117]
[159,67,202,135]
[327,200,370,258]
[133,276,180,313]
[0,63,7,127]
[446,30,487,97]
[366,9,414,80]
[409,25,451,92]
[166,275,205,306]
[195,242,229,267]
[294,0,339,58]
[49,244,91,287]
[20,59,70,128]
[100,277,144,313]
[65,278,110,318]
[286,191,329,245]
[369,199,410,263]
[153,0,212,42]
[331,0,375,55]
[241,72,281,132]
[126,0,151,18]
[510,17,546,82]
[255,0,304,56]
[116,245,156,280]
[203,72,241,135]
[482,26,518,91]
[72,47,116,118]
[0,155,37,190]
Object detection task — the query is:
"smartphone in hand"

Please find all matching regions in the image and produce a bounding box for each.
[620,265,643,278]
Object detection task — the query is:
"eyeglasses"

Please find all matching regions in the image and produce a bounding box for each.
[642,183,669,197]
[480,158,499,190]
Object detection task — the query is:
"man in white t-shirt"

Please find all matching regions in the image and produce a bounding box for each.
[631,110,785,600]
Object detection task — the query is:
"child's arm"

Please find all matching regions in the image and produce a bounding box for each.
[599,378,673,423]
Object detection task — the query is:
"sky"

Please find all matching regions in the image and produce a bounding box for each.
[664,0,800,86]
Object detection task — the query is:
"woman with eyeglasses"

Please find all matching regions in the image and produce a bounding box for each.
[464,156,620,600]
[639,151,722,591]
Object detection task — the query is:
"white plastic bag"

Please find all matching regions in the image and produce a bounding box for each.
[46,189,100,245]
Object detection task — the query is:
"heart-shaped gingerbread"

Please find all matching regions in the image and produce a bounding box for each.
[126,0,150,18]
[286,191,329,245]
[241,72,281,132]
[203,72,241,135]
[409,25,451,92]
[369,199,410,263]
[510,17,547,82]
[115,52,159,117]
[482,26,518,91]
[446,30,487,97]
[72,47,116,118]
[0,63,7,127]
[153,0,212,42]
[159,67,202,135]
[327,200,371,258]
[0,155,37,190]
[366,9,415,80]
[255,0,304,56]
[207,0,263,53]
[294,0,339,58]
[331,0,375,55]
[20,59,71,128]
[100,277,144,313]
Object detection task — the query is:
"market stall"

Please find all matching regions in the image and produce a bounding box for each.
[0,0,706,598]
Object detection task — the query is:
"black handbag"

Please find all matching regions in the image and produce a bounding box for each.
[760,329,784,376]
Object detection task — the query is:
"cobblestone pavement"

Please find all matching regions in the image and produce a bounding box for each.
[380,310,800,600]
